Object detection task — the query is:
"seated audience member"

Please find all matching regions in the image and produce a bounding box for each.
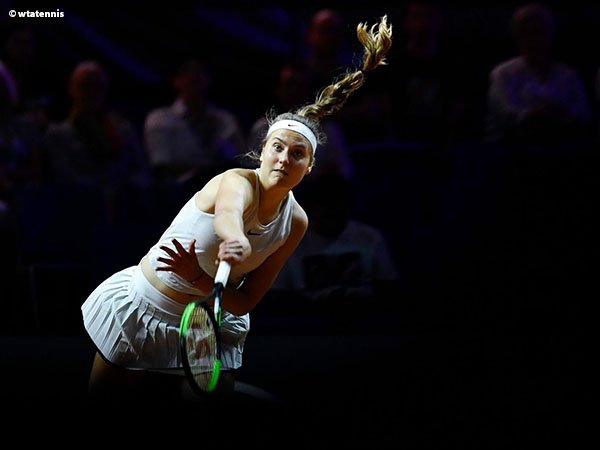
[0,20,53,121]
[387,0,466,149]
[1,59,40,221]
[274,174,398,303]
[303,8,353,94]
[41,60,149,192]
[144,58,246,188]
[485,3,591,145]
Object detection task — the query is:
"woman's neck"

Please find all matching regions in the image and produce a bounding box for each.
[256,175,289,224]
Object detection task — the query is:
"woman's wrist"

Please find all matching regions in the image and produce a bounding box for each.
[188,272,204,285]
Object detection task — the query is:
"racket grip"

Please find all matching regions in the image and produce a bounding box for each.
[215,260,231,286]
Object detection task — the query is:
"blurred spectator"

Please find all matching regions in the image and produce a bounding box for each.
[303,9,353,92]
[1,20,49,174]
[274,174,398,303]
[0,20,52,117]
[386,1,466,149]
[40,61,149,204]
[302,9,392,145]
[0,60,42,222]
[144,58,246,188]
[485,3,592,145]
[248,61,353,180]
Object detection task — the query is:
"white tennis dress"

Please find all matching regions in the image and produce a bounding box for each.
[82,169,294,370]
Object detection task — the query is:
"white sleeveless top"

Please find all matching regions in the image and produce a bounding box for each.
[147,168,294,295]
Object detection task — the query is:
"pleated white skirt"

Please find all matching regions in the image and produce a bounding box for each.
[81,265,249,370]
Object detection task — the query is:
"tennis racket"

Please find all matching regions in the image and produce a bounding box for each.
[179,260,231,394]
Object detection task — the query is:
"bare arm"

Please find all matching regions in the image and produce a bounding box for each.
[221,202,309,315]
[213,170,253,262]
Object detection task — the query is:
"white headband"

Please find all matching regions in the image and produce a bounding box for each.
[266,120,318,154]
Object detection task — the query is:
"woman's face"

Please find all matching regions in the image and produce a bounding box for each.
[260,129,313,189]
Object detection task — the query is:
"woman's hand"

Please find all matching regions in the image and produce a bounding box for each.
[217,237,251,266]
[156,238,204,283]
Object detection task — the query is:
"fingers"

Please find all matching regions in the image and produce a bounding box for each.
[160,238,246,269]
[216,239,248,265]
[171,238,187,255]
[161,238,193,260]
[159,245,178,259]
[155,256,175,272]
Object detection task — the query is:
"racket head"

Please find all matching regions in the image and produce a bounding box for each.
[180,292,222,394]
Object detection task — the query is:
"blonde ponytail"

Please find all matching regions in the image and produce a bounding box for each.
[297,15,393,121]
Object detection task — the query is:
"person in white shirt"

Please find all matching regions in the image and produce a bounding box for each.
[42,61,149,191]
[274,174,398,303]
[144,59,246,186]
[486,3,591,144]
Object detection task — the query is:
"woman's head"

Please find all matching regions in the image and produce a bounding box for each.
[259,116,317,190]
[265,111,324,167]
[245,107,325,174]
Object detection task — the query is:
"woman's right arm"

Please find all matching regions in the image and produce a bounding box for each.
[213,169,254,263]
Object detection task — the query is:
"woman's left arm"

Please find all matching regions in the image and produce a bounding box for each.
[220,203,308,316]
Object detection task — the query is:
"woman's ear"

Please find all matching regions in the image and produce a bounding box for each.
[305,165,312,175]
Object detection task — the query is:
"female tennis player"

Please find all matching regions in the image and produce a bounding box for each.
[81,16,392,401]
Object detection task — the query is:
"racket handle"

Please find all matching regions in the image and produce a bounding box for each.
[215,260,231,286]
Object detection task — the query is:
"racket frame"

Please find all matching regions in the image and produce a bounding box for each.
[179,261,231,395]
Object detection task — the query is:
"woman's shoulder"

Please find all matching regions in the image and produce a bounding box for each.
[195,168,257,211]
[219,168,258,188]
[206,168,255,185]
[225,167,257,178]
[201,169,257,204]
